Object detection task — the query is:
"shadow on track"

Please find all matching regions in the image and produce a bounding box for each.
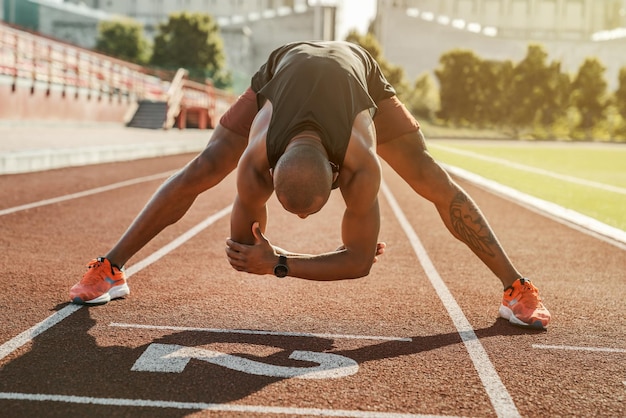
[0,303,538,417]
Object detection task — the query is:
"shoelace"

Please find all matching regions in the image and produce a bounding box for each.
[87,259,102,269]
[83,258,116,284]
[518,280,543,306]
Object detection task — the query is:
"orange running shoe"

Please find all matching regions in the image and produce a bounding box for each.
[499,278,551,329]
[70,257,129,305]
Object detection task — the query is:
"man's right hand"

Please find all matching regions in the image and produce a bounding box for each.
[225,222,277,275]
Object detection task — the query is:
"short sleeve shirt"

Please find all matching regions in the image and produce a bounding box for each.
[251,41,396,169]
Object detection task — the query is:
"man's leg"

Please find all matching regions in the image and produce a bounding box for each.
[106,124,248,269]
[69,125,247,305]
[70,87,259,305]
[376,130,521,288]
[376,129,550,329]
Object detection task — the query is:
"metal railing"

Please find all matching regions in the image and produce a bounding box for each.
[0,21,238,128]
[0,22,166,101]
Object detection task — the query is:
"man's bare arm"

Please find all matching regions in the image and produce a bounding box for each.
[226,149,382,280]
[226,197,381,281]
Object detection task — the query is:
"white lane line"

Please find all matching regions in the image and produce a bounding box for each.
[442,164,626,250]
[0,171,174,216]
[0,205,232,362]
[124,204,232,277]
[109,323,413,342]
[0,392,452,417]
[0,305,82,362]
[381,181,520,418]
[430,144,626,195]
[532,344,626,353]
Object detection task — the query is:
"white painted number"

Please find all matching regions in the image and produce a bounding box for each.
[131,343,358,379]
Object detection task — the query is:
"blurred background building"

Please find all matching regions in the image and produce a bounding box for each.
[1,0,337,91]
[373,0,626,88]
[1,0,625,89]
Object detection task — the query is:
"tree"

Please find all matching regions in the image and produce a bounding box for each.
[435,49,483,125]
[95,19,149,65]
[345,30,410,100]
[611,67,626,139]
[474,59,514,128]
[571,58,608,137]
[505,44,570,136]
[150,12,230,87]
[615,67,626,119]
[405,72,439,121]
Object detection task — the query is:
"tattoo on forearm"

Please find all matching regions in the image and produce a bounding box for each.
[449,192,496,257]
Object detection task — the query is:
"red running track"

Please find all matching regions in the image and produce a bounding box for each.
[0,153,624,417]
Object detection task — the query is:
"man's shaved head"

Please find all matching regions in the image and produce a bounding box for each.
[273,141,333,216]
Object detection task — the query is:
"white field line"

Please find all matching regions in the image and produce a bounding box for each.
[532,344,626,353]
[0,170,175,216]
[380,181,520,418]
[0,205,232,362]
[429,143,626,195]
[441,163,626,250]
[108,323,413,342]
[0,393,453,418]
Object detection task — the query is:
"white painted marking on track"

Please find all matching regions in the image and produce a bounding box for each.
[442,164,626,250]
[0,205,232,361]
[131,343,359,379]
[0,392,454,417]
[430,144,626,195]
[109,323,412,342]
[532,344,626,353]
[124,204,232,277]
[0,304,82,361]
[0,171,174,216]
[381,181,521,418]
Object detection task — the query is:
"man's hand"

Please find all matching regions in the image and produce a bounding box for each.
[226,222,277,275]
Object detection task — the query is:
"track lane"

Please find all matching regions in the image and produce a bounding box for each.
[0,155,624,417]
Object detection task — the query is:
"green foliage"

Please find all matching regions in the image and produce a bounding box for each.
[615,67,626,119]
[434,49,482,125]
[345,31,620,141]
[345,30,410,100]
[506,44,570,135]
[95,19,150,65]
[475,59,514,127]
[432,42,619,141]
[150,12,230,87]
[570,58,608,138]
[405,72,439,121]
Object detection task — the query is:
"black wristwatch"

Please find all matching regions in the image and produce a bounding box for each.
[273,255,289,278]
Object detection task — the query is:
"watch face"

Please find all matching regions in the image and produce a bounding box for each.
[274,264,288,278]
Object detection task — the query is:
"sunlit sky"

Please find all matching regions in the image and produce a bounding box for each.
[336,0,377,39]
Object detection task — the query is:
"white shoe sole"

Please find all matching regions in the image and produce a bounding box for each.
[84,283,130,305]
[499,305,546,329]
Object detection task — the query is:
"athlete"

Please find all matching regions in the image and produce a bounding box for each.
[70,41,551,329]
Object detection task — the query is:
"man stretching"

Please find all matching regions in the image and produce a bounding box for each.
[70,41,550,329]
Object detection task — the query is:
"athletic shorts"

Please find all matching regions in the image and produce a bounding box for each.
[219,87,420,144]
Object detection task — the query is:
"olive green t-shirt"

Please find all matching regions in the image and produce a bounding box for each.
[251,41,395,169]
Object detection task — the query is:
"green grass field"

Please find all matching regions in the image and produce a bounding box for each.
[425,139,626,232]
